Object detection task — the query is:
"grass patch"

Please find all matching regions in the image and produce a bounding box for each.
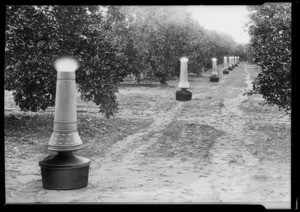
[178,98,224,117]
[244,122,291,162]
[144,121,225,161]
[4,112,153,159]
[239,95,282,114]
[117,93,154,112]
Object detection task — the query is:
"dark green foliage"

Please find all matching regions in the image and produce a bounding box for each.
[123,6,241,82]
[5,5,130,118]
[246,3,291,113]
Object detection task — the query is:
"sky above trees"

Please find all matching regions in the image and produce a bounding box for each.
[187,5,250,44]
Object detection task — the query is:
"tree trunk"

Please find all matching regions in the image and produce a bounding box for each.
[135,74,141,85]
[160,77,167,85]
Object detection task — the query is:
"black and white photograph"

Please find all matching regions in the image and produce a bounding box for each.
[4,4,292,209]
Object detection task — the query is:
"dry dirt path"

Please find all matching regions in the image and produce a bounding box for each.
[5,62,291,208]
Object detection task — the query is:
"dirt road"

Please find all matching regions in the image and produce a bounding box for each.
[5,62,291,208]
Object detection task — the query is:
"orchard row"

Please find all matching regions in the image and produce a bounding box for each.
[5,6,247,117]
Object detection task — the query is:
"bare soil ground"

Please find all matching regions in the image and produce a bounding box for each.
[4,62,291,208]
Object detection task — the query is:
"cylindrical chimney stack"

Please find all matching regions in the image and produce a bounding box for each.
[210,57,219,82]
[48,58,82,152]
[178,57,189,89]
[223,56,228,70]
[230,56,234,70]
[211,58,218,76]
[223,56,229,74]
[175,56,192,101]
[234,56,238,67]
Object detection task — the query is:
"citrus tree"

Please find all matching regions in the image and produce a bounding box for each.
[5,5,131,118]
[246,3,291,113]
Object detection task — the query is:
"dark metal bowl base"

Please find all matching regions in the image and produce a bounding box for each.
[176,89,192,101]
[210,76,219,82]
[39,152,91,190]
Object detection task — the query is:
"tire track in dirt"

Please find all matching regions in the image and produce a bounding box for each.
[99,101,185,164]
[205,64,261,202]
[94,70,227,168]
[157,63,256,203]
[115,77,227,165]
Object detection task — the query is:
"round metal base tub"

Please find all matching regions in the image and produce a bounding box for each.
[176,89,192,101]
[210,76,219,82]
[39,152,91,190]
